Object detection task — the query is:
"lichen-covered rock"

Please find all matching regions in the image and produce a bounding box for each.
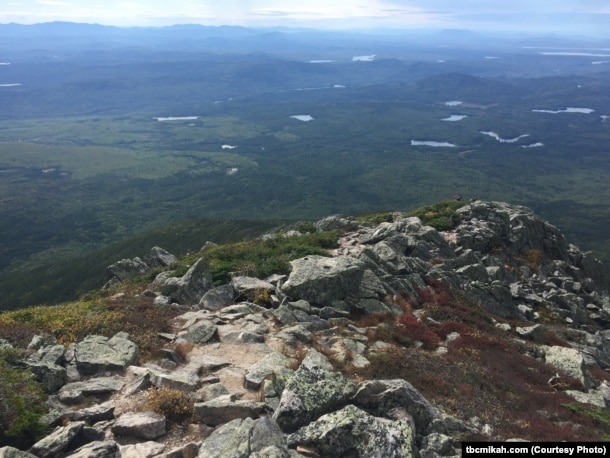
[196,417,290,458]
[287,404,414,458]
[245,352,295,390]
[74,333,139,376]
[273,349,357,433]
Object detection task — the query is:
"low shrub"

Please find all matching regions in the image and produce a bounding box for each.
[144,387,194,423]
[0,349,48,449]
[397,313,440,350]
[201,230,342,285]
[407,201,468,231]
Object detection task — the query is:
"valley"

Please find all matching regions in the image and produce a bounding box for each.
[1,24,609,309]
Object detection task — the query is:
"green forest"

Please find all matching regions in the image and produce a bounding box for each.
[1,24,609,309]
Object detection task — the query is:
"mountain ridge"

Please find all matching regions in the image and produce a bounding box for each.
[1,200,610,455]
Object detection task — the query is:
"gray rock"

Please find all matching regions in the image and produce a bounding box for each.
[0,447,37,458]
[106,257,150,283]
[419,433,457,458]
[161,258,214,305]
[271,301,330,331]
[544,346,593,389]
[231,276,275,299]
[181,320,218,344]
[280,255,368,308]
[64,400,115,424]
[220,331,265,344]
[58,377,124,404]
[112,411,166,440]
[199,284,235,310]
[26,361,67,393]
[118,441,166,458]
[197,382,229,401]
[142,246,176,268]
[156,442,200,458]
[245,352,296,390]
[286,404,414,458]
[272,349,357,433]
[274,325,312,346]
[352,379,439,437]
[74,333,139,376]
[29,422,85,458]
[516,324,544,343]
[64,441,121,458]
[194,395,268,426]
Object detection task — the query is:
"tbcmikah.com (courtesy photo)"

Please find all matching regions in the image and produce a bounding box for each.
[462,442,608,457]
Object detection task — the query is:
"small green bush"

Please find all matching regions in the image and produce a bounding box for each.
[408,201,468,231]
[0,349,48,448]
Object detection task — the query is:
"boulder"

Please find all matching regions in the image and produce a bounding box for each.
[199,284,235,310]
[286,404,414,458]
[280,255,367,308]
[106,257,150,283]
[231,276,275,300]
[352,379,439,437]
[58,377,124,404]
[181,320,218,344]
[29,422,85,458]
[197,418,290,458]
[544,346,593,390]
[272,349,357,433]
[64,400,116,424]
[245,352,295,390]
[74,333,139,376]
[142,246,176,268]
[161,258,214,305]
[112,411,166,440]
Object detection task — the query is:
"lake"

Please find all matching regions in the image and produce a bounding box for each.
[441,115,467,122]
[290,115,314,122]
[411,140,456,147]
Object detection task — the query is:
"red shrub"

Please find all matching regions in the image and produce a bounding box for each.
[397,314,440,350]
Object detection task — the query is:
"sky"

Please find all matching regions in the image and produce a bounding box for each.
[2,0,610,36]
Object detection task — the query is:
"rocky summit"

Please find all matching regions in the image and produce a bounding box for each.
[1,201,610,457]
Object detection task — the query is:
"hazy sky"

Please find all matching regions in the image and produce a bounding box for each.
[2,0,609,35]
